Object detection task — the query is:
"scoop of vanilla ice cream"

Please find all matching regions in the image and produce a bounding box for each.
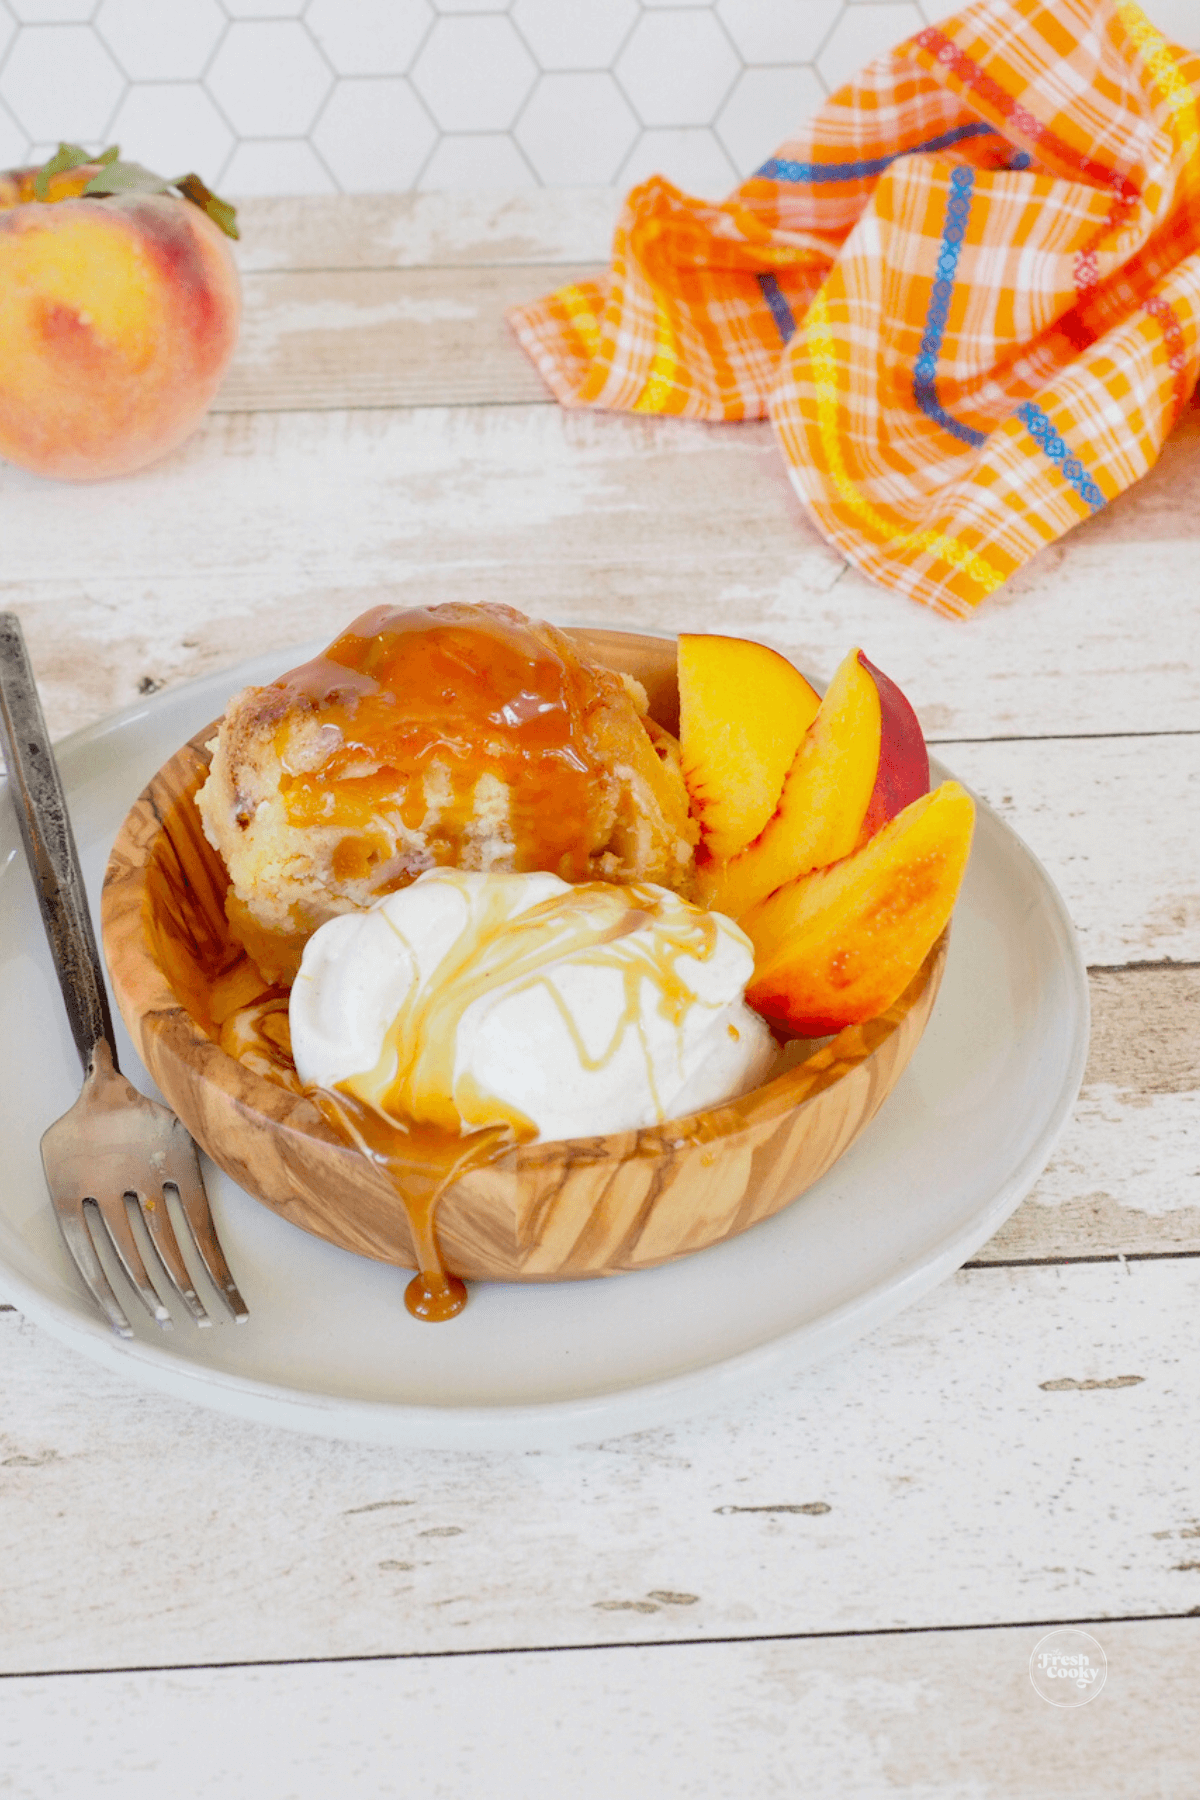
[288,868,777,1142]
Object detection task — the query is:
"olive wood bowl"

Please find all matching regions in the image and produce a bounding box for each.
[101,628,947,1284]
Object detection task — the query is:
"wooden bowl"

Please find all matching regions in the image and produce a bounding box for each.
[101,629,947,1284]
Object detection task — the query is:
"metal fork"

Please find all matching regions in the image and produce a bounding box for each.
[0,613,248,1338]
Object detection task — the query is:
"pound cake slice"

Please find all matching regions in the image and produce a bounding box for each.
[196,602,698,983]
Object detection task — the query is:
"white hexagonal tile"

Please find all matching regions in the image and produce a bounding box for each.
[433,0,510,11]
[0,99,26,166]
[306,0,432,77]
[312,78,436,191]
[418,132,537,190]
[25,137,82,161]
[27,136,128,164]
[222,0,303,15]
[107,83,233,180]
[615,11,738,128]
[818,3,924,93]
[716,0,841,63]
[0,3,17,64]
[412,16,535,132]
[515,72,636,184]
[717,65,826,177]
[8,0,92,19]
[616,126,736,199]
[220,138,337,195]
[0,26,124,141]
[206,21,332,137]
[511,0,637,71]
[640,0,715,8]
[94,0,225,81]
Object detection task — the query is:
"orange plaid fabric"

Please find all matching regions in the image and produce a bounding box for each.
[509,0,1200,618]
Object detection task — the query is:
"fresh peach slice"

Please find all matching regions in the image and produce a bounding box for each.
[678,633,821,861]
[697,649,930,918]
[696,648,872,917]
[742,780,975,1036]
[855,653,929,845]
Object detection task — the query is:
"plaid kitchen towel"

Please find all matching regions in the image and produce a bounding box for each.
[508,0,1200,618]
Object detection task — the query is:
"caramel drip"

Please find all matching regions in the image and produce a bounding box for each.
[214,993,496,1318]
[219,872,732,1321]
[266,603,603,881]
[309,1090,508,1322]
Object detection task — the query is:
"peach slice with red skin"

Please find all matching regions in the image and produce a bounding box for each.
[678,633,821,862]
[854,652,929,846]
[742,780,975,1037]
[696,648,929,919]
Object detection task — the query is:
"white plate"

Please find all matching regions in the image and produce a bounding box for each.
[0,647,1089,1450]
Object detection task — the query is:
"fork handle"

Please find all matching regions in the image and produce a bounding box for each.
[0,613,119,1074]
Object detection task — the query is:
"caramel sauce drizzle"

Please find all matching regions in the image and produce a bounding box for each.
[307,1091,501,1322]
[340,874,720,1137]
[265,603,604,881]
[219,871,731,1321]
[181,607,729,1321]
[214,995,478,1319]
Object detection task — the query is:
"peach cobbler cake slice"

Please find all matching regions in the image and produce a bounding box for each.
[197,602,698,984]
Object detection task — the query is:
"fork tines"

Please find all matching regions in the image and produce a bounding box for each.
[40,1056,250,1339]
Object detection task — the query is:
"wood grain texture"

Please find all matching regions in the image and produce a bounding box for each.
[1,188,1197,1746]
[232,190,620,274]
[3,1256,1199,1673]
[100,630,945,1283]
[8,1617,1199,1800]
[3,400,1197,747]
[937,733,1199,967]
[215,264,599,415]
[975,967,1200,1262]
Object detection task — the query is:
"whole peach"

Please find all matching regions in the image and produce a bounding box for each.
[0,178,240,481]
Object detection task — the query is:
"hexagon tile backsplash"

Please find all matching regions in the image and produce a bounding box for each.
[0,0,1194,198]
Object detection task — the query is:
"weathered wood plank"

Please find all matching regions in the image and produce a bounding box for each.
[215,265,599,415]
[0,186,1195,1739]
[2,1258,1199,1674]
[937,733,1199,967]
[975,968,1200,1262]
[214,261,1200,482]
[2,404,1198,745]
[232,190,620,275]
[7,1616,1197,1799]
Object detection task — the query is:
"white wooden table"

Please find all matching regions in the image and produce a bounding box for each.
[2,190,1198,1797]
